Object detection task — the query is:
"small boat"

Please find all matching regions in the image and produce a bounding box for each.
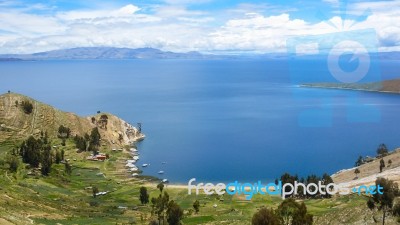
[142,164,149,167]
[132,173,139,177]
[158,171,164,174]
[162,179,168,183]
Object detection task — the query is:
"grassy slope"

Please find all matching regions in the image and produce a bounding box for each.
[0,92,398,224]
[0,92,142,147]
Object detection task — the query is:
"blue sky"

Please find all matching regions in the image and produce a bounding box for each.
[0,0,399,53]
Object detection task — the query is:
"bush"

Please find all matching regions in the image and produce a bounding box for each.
[8,156,19,172]
[21,101,33,114]
[89,200,99,207]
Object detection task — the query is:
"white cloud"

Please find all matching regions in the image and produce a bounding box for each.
[56,4,141,20]
[322,0,339,5]
[0,1,399,54]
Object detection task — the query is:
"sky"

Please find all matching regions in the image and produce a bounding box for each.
[0,0,399,54]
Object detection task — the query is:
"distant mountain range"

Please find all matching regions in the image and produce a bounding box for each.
[0,47,212,60]
[0,47,399,60]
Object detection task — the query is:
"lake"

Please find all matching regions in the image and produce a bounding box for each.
[1,58,400,183]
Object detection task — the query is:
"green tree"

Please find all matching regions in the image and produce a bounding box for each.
[377,144,389,157]
[277,198,313,225]
[8,156,19,172]
[292,202,313,225]
[157,182,165,193]
[61,149,65,161]
[367,177,399,225]
[380,159,385,173]
[65,161,72,175]
[166,200,183,225]
[90,127,101,147]
[55,150,62,164]
[355,156,364,167]
[193,200,200,213]
[41,144,52,176]
[321,173,334,198]
[252,207,281,225]
[140,186,150,205]
[354,168,360,178]
[278,198,298,225]
[153,191,170,225]
[20,136,41,167]
[100,114,108,129]
[58,125,71,139]
[74,135,87,151]
[21,101,33,114]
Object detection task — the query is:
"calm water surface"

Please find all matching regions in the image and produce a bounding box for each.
[1,59,400,183]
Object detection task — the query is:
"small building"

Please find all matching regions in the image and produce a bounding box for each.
[96,155,107,161]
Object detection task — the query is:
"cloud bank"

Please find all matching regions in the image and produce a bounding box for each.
[0,1,398,54]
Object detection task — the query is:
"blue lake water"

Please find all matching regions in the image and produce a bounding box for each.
[1,59,400,183]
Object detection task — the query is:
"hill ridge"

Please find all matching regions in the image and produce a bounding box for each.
[0,92,144,146]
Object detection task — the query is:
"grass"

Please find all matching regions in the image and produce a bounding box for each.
[0,139,390,225]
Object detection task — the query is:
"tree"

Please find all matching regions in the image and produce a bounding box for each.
[74,135,87,151]
[15,100,18,107]
[91,117,96,124]
[153,191,170,225]
[388,159,392,167]
[43,131,48,144]
[84,133,90,142]
[8,156,19,172]
[140,187,149,205]
[92,186,99,198]
[354,168,360,178]
[380,159,385,173]
[65,161,72,175]
[157,182,165,193]
[292,202,313,225]
[367,177,399,225]
[278,198,298,225]
[55,150,62,164]
[166,201,183,225]
[21,101,33,114]
[20,136,41,168]
[99,114,108,129]
[377,144,389,157]
[355,156,364,167]
[41,144,53,176]
[252,207,281,225]
[321,173,334,198]
[61,149,65,161]
[193,200,200,213]
[58,125,71,139]
[90,127,101,147]
[277,198,313,225]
